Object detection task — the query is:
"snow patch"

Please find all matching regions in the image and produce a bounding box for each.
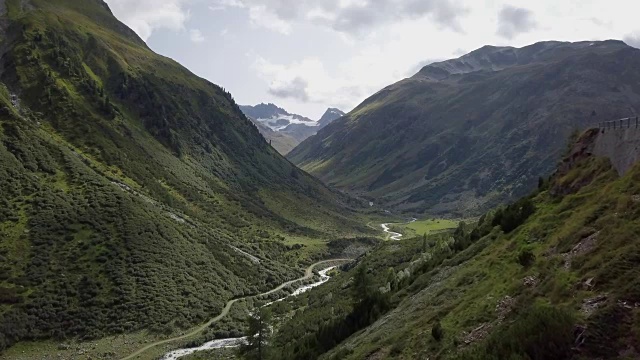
[256,113,318,131]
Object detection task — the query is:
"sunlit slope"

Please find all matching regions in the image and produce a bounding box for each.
[0,0,367,352]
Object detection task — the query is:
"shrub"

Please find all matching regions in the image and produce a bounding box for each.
[517,250,535,267]
[431,321,444,342]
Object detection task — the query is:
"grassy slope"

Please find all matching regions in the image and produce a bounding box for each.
[0,0,370,353]
[289,41,640,217]
[273,134,640,359]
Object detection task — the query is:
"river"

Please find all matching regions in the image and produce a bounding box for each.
[160,266,337,359]
[381,218,417,240]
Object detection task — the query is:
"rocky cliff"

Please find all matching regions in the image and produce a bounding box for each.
[593,118,640,175]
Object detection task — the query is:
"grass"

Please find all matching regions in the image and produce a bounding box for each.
[404,218,459,236]
[268,146,640,359]
[3,331,173,360]
[0,0,372,354]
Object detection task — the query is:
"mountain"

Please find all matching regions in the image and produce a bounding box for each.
[250,119,300,155]
[288,40,640,216]
[241,103,344,154]
[269,127,640,359]
[318,107,346,128]
[0,0,367,353]
[240,103,315,130]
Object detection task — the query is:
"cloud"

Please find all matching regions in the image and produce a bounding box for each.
[248,5,293,34]
[189,29,205,42]
[586,17,612,29]
[252,57,318,102]
[496,5,536,39]
[623,33,640,49]
[209,0,245,11]
[212,0,468,36]
[268,77,310,101]
[104,0,190,40]
[251,30,448,112]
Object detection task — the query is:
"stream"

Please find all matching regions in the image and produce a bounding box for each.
[381,218,417,240]
[161,266,337,359]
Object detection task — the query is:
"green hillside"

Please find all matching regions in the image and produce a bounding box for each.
[271,129,640,359]
[0,0,368,353]
[289,41,640,216]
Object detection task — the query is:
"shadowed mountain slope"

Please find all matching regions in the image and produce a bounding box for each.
[289,40,640,216]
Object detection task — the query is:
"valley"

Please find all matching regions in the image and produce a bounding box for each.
[0,0,368,357]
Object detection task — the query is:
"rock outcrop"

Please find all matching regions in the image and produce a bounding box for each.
[594,121,640,175]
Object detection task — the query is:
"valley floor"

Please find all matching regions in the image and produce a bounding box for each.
[0,212,476,360]
[1,260,353,360]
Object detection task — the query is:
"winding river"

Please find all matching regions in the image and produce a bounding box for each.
[381,218,417,240]
[161,266,337,359]
[121,260,350,360]
[123,217,409,360]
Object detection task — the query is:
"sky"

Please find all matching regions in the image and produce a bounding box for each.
[103,0,640,119]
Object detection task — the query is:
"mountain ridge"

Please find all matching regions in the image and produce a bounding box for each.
[289,40,640,216]
[415,40,626,81]
[241,103,345,154]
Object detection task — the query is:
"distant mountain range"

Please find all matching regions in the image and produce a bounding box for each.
[289,40,640,216]
[241,103,345,154]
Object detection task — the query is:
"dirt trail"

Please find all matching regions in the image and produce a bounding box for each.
[120,258,352,360]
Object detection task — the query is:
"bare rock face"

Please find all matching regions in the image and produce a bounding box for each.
[550,128,605,196]
[550,121,640,196]
[555,128,600,175]
[593,121,640,175]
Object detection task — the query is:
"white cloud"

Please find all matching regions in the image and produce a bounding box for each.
[189,29,205,42]
[252,57,319,102]
[251,21,449,111]
[209,0,245,11]
[212,0,468,36]
[248,5,293,34]
[104,0,191,40]
[106,0,640,118]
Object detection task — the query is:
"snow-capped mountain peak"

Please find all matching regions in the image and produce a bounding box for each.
[239,103,345,155]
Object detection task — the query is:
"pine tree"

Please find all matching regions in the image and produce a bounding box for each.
[239,306,272,360]
[352,266,373,304]
[422,233,428,252]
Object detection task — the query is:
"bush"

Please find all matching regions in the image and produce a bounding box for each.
[502,198,535,233]
[517,250,535,268]
[431,321,444,342]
